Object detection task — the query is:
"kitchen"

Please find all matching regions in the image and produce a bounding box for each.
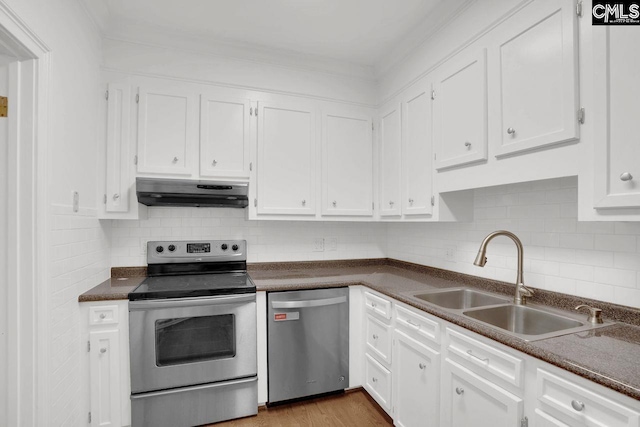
[2,0,640,426]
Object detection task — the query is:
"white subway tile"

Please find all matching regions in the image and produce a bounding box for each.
[595,234,636,252]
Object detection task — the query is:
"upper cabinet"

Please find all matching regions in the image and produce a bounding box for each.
[136,85,198,176]
[378,103,402,217]
[433,48,488,170]
[256,100,317,215]
[592,25,640,209]
[104,83,132,213]
[199,95,252,179]
[321,108,373,216]
[490,0,579,158]
[402,82,434,216]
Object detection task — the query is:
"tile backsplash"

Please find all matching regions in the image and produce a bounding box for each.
[110,177,640,308]
[110,208,387,266]
[387,177,640,308]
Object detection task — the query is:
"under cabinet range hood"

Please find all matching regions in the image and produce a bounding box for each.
[136,177,248,208]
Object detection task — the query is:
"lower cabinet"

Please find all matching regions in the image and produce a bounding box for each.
[82,301,131,427]
[364,353,392,412]
[440,359,523,427]
[392,330,440,427]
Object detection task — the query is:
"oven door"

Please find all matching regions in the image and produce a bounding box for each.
[129,294,256,393]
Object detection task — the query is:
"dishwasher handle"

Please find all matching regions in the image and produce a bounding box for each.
[271,295,347,309]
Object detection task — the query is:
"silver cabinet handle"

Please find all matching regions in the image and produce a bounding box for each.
[112,194,120,200]
[408,198,414,205]
[389,201,394,207]
[406,319,420,329]
[212,159,217,166]
[372,334,378,340]
[507,127,516,135]
[419,363,426,370]
[620,172,633,181]
[332,201,337,207]
[467,350,489,363]
[99,313,106,319]
[465,141,472,149]
[371,302,377,308]
[455,387,464,395]
[100,348,107,354]
[172,156,179,163]
[372,377,378,383]
[302,200,306,206]
[571,400,585,411]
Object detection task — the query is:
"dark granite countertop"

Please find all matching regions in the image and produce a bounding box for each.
[79,259,640,402]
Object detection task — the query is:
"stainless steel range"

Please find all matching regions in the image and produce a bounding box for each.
[128,240,257,427]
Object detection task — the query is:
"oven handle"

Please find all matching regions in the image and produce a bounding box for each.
[130,376,258,399]
[271,295,347,309]
[129,294,255,311]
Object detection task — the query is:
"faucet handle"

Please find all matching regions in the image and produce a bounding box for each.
[575,304,603,324]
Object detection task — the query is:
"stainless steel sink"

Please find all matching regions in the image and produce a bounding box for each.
[406,288,508,310]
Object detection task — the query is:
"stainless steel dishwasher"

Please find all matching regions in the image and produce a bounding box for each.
[267,287,349,404]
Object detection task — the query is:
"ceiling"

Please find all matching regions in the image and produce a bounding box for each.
[87,0,468,76]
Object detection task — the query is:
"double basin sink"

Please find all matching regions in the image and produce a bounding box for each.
[403,287,611,341]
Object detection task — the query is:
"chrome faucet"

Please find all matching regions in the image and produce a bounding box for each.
[473,230,534,305]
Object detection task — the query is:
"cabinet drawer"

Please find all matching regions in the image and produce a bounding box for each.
[394,303,440,346]
[365,315,392,365]
[364,353,391,413]
[89,305,119,326]
[446,328,523,388]
[364,291,391,320]
[537,369,640,427]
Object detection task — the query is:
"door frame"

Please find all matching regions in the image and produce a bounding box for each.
[0,2,51,426]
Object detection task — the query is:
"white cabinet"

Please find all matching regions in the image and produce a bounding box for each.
[490,0,579,158]
[104,83,132,213]
[378,103,402,217]
[592,25,640,209]
[199,95,251,179]
[89,330,122,427]
[441,359,523,427]
[256,100,317,215]
[365,315,392,366]
[136,85,198,176]
[83,301,130,427]
[536,368,640,427]
[433,48,488,170]
[321,108,373,216]
[402,82,434,216]
[392,330,440,427]
[364,353,392,413]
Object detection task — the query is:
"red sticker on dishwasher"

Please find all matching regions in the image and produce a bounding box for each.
[274,312,299,321]
[274,313,287,320]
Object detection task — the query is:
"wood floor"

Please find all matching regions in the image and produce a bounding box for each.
[210,389,393,427]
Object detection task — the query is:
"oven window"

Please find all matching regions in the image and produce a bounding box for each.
[155,314,236,366]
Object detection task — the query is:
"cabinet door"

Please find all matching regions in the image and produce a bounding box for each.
[402,83,433,216]
[593,26,640,209]
[491,0,579,158]
[441,359,523,427]
[393,330,440,427]
[89,330,121,427]
[321,108,373,216]
[364,353,392,413]
[200,95,251,179]
[105,83,131,213]
[535,409,571,427]
[137,85,198,175]
[433,48,488,170]
[379,103,402,217]
[257,101,316,215]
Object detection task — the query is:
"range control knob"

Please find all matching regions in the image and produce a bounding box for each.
[155,246,164,253]
[232,244,239,251]
[221,244,228,251]
[168,244,176,252]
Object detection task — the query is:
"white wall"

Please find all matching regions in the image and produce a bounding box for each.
[388,177,640,308]
[3,0,111,425]
[0,58,9,427]
[111,208,386,267]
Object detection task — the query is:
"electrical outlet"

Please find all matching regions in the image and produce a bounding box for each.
[444,245,457,261]
[313,238,324,252]
[326,237,338,251]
